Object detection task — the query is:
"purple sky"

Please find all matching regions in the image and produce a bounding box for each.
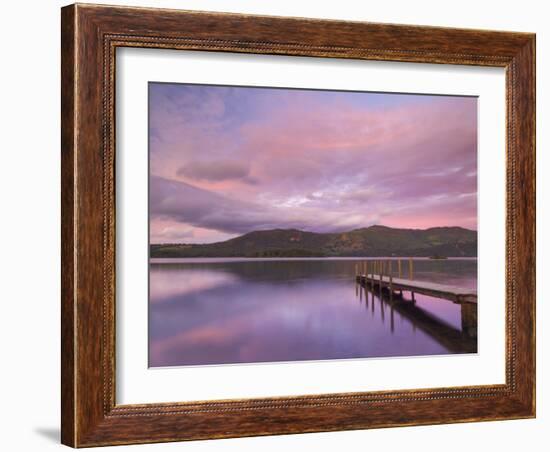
[149,83,477,244]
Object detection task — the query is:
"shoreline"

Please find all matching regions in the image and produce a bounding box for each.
[150,256,478,264]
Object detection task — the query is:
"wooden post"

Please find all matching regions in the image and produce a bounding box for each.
[388,260,392,275]
[411,291,416,303]
[378,260,382,294]
[389,274,393,302]
[461,303,478,338]
[355,263,358,277]
[379,261,383,294]
[409,257,414,280]
[398,259,402,278]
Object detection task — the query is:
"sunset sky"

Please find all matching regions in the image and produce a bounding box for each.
[149,83,477,244]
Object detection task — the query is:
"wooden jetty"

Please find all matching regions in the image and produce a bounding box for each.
[354,258,477,305]
[354,258,478,345]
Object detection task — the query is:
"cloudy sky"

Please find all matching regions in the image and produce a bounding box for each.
[149,83,477,244]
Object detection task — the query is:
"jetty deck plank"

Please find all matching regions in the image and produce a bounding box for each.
[357,274,477,304]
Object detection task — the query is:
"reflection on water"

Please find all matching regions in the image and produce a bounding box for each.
[149,258,477,367]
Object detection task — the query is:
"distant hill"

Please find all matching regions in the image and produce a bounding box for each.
[150,225,477,258]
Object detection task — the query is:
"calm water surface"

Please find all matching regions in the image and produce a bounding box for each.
[149,258,477,367]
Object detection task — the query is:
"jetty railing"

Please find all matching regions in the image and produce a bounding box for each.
[354,258,476,304]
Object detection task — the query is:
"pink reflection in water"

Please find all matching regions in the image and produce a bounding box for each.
[149,259,477,367]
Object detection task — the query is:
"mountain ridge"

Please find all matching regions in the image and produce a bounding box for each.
[150,225,477,258]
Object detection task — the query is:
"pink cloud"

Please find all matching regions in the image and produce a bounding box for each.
[149,84,477,243]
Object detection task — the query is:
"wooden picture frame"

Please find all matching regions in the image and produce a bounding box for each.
[61,3,535,447]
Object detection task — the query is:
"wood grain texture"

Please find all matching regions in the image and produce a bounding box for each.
[60,5,76,446]
[60,3,536,447]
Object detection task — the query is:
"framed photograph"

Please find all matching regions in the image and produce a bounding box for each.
[61,3,535,447]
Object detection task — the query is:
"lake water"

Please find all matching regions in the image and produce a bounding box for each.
[149,258,477,367]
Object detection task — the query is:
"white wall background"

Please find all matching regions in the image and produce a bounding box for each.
[0,1,545,450]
